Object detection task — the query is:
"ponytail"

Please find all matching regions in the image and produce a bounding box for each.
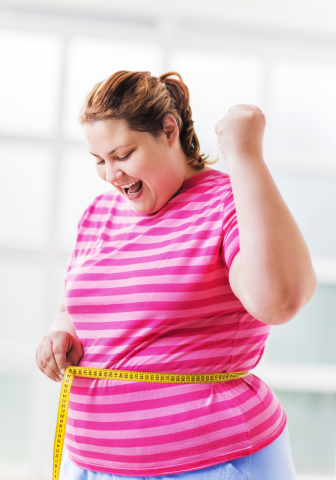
[79,70,219,170]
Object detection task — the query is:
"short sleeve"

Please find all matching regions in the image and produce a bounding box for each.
[222,187,240,271]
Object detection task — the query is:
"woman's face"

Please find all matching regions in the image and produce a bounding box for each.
[85,115,197,215]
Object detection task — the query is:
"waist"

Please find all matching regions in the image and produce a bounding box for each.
[66,366,250,383]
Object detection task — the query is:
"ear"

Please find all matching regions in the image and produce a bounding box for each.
[162,114,179,145]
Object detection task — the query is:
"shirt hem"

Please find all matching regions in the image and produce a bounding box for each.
[67,411,287,477]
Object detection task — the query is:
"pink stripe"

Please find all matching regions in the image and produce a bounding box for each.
[65,430,250,463]
[63,169,286,475]
[67,278,228,298]
[67,261,222,282]
[67,293,238,314]
[65,414,247,448]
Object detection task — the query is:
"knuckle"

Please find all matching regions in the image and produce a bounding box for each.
[55,330,65,337]
[54,345,65,356]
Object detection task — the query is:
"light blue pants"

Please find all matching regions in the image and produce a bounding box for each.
[59,425,296,480]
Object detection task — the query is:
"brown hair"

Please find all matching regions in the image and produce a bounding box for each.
[79,71,218,170]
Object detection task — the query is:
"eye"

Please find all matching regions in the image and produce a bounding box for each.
[117,151,132,161]
[95,150,133,165]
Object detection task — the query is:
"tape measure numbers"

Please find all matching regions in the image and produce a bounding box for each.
[53,366,250,480]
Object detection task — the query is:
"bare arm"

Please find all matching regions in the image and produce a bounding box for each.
[36,297,83,381]
[216,105,317,325]
[50,299,77,338]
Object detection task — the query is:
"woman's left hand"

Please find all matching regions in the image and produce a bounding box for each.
[214,105,266,161]
[215,105,317,326]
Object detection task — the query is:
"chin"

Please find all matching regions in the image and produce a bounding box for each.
[131,204,151,215]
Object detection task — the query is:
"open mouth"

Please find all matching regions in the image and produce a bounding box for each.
[123,180,143,197]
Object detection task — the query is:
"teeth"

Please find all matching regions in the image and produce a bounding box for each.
[126,182,143,196]
[120,181,138,189]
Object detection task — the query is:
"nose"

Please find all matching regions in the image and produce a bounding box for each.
[105,160,125,185]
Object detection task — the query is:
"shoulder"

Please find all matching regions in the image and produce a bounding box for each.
[77,189,121,228]
[200,168,233,197]
[90,189,118,210]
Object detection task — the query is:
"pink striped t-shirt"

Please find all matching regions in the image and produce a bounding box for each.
[63,169,286,476]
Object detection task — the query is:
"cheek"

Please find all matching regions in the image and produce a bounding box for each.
[158,175,176,195]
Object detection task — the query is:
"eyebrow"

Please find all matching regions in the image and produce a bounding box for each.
[89,145,131,157]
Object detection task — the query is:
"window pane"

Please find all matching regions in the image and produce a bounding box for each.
[0,29,62,136]
[275,391,336,475]
[56,146,111,250]
[63,36,164,139]
[273,173,336,257]
[0,259,45,346]
[263,285,336,364]
[270,60,336,169]
[169,48,263,169]
[0,141,53,248]
[0,373,31,463]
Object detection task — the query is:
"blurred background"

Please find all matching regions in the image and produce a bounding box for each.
[0,0,336,479]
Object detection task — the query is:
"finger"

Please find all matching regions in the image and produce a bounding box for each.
[37,346,62,382]
[42,338,63,378]
[66,352,79,369]
[53,335,71,374]
[215,121,222,134]
[41,362,63,382]
[66,340,84,368]
[37,338,62,382]
[36,341,51,375]
[246,104,264,115]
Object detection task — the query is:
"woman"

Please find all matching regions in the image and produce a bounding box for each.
[36,71,317,479]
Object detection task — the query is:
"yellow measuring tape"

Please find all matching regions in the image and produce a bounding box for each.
[53,366,250,480]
